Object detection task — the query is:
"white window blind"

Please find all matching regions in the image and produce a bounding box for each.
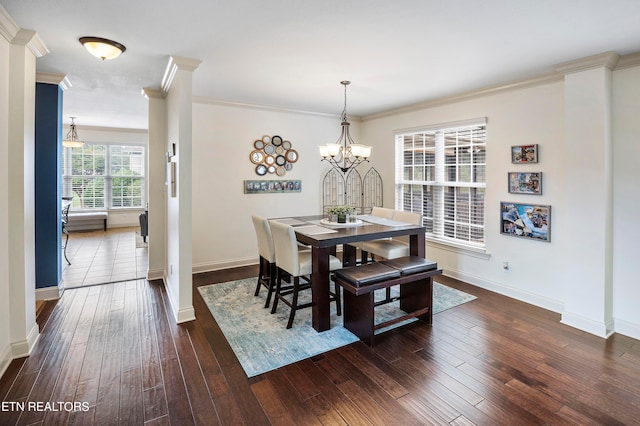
[395,119,486,248]
[63,143,146,210]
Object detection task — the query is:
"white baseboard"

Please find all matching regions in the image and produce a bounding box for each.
[0,343,11,380]
[443,268,564,313]
[561,312,614,338]
[613,318,640,340]
[162,277,195,324]
[35,285,62,301]
[147,268,164,281]
[192,256,256,274]
[11,322,40,358]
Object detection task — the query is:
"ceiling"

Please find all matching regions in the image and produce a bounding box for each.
[3,0,640,130]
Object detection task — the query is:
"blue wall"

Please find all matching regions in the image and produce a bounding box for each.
[35,83,62,289]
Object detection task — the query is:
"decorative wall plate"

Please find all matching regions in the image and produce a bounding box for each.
[254,139,265,150]
[272,135,283,146]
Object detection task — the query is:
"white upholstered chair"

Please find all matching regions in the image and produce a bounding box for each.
[351,206,396,264]
[251,215,278,308]
[269,220,343,329]
[361,210,423,261]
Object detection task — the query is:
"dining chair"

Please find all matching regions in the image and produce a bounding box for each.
[356,206,395,264]
[251,215,278,308]
[269,220,343,329]
[62,197,72,265]
[361,210,423,261]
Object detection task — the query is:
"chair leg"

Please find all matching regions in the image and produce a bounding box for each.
[62,228,71,265]
[270,269,282,314]
[286,277,300,329]
[264,262,277,308]
[334,282,342,316]
[254,257,265,296]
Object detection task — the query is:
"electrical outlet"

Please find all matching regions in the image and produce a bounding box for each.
[503,261,509,271]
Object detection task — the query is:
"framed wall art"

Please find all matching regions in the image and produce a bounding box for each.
[511,144,538,163]
[508,172,542,195]
[500,202,550,242]
[244,180,301,194]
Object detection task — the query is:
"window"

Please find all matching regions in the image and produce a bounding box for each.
[395,119,486,249]
[63,144,146,209]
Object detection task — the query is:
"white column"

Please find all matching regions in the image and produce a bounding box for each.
[142,88,167,281]
[557,52,618,337]
[8,28,49,356]
[159,56,201,323]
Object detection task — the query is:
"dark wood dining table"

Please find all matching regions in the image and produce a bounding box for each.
[280,215,426,332]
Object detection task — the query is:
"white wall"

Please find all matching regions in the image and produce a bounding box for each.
[612,66,640,337]
[0,12,12,378]
[191,100,347,271]
[362,81,567,313]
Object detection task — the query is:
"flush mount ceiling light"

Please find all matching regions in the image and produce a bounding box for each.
[79,36,126,60]
[319,81,372,174]
[62,117,84,148]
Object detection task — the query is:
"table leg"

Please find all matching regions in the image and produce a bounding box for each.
[410,232,425,258]
[311,245,331,332]
[342,243,357,267]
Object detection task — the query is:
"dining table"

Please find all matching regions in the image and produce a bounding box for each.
[271,214,426,332]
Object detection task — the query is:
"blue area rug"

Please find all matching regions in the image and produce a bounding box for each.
[198,277,476,377]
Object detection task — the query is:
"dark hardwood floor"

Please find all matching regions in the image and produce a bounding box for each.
[2,265,640,425]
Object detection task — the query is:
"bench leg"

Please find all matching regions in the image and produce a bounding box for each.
[103,218,107,231]
[399,277,433,324]
[343,291,375,346]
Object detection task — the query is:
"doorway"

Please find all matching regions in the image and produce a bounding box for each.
[61,227,148,288]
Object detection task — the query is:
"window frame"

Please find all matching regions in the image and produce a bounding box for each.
[62,142,146,211]
[395,118,487,252]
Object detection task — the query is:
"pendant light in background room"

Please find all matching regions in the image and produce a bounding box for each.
[62,117,84,148]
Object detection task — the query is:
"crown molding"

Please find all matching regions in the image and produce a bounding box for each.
[161,55,202,95]
[36,72,71,90]
[554,51,620,74]
[363,50,640,122]
[615,51,640,70]
[363,72,563,122]
[141,87,165,100]
[192,96,344,120]
[0,4,19,42]
[63,124,148,134]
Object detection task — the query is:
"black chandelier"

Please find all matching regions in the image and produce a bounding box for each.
[319,81,372,173]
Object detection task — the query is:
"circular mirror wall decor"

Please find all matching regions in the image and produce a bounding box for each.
[249,135,298,176]
[250,150,265,164]
[285,149,298,163]
[255,164,267,176]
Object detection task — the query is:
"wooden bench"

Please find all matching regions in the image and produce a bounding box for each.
[333,256,442,346]
[67,211,108,231]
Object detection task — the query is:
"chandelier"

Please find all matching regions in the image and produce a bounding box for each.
[62,117,84,148]
[319,81,372,173]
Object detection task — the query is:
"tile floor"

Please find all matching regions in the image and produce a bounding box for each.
[62,226,148,288]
